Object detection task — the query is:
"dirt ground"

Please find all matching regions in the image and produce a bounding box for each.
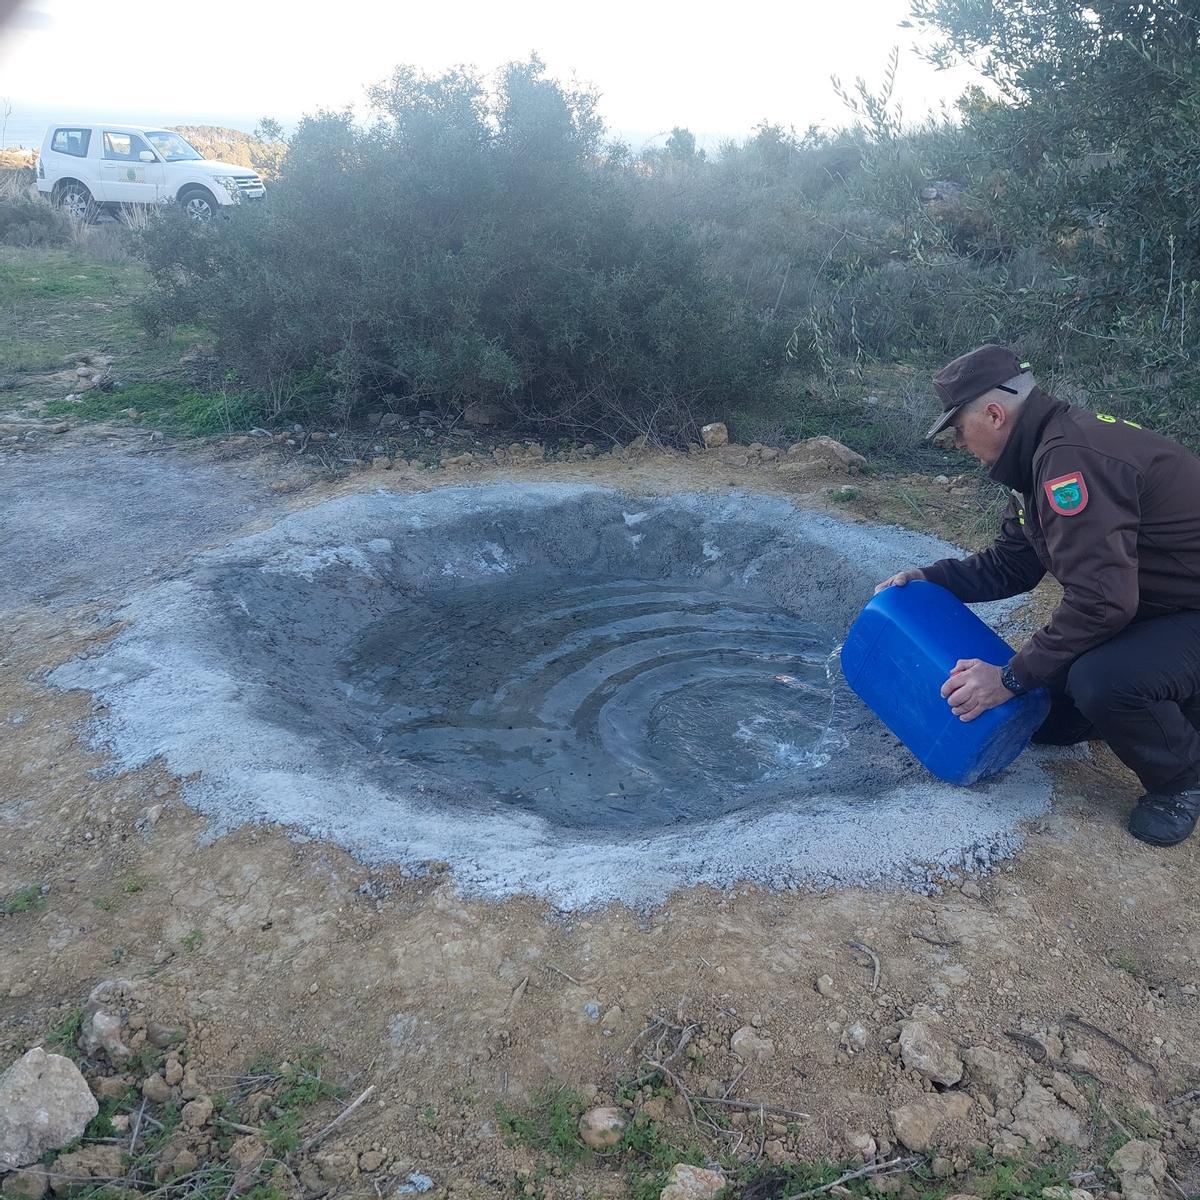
[3,422,1199,1200]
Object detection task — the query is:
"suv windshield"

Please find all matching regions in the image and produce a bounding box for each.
[145,131,203,162]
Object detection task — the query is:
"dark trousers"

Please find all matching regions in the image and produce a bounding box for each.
[1031,610,1200,794]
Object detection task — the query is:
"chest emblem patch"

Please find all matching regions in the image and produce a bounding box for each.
[1044,471,1089,515]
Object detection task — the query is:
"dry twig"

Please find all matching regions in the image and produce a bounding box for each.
[1064,1013,1158,1075]
[780,1156,920,1200]
[300,1084,376,1153]
[848,940,881,992]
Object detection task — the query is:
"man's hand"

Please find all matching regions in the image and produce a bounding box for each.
[940,658,1011,722]
[874,568,925,594]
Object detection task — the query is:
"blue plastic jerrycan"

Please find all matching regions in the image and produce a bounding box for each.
[840,580,1050,785]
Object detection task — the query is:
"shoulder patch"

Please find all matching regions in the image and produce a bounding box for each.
[1044,471,1089,516]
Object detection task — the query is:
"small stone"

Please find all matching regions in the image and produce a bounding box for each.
[371,456,392,470]
[900,1019,963,1086]
[660,1162,727,1199]
[309,431,328,441]
[816,974,838,998]
[141,1073,171,1104]
[932,1157,955,1178]
[960,881,981,899]
[578,1106,627,1150]
[163,1059,183,1087]
[181,1097,213,1128]
[0,1049,98,1171]
[731,1026,775,1063]
[642,1096,668,1122]
[700,422,729,449]
[227,1135,266,1171]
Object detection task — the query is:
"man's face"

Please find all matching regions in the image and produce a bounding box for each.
[947,392,1012,466]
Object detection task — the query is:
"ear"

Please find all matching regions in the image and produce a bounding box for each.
[984,400,1008,426]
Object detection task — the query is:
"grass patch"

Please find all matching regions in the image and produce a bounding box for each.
[45,1007,83,1060]
[43,379,266,435]
[497,1087,589,1167]
[830,486,862,503]
[122,875,148,894]
[182,929,204,952]
[0,251,146,307]
[2,884,46,915]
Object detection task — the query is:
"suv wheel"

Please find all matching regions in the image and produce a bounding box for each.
[52,181,94,221]
[178,187,218,221]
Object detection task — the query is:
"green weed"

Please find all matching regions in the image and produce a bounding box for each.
[92,895,116,912]
[497,1087,589,1167]
[122,875,148,894]
[1,885,46,915]
[182,929,203,952]
[45,1008,83,1060]
[830,486,862,503]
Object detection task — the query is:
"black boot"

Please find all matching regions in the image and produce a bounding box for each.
[1128,789,1200,846]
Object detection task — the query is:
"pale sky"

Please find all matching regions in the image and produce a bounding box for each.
[0,0,979,147]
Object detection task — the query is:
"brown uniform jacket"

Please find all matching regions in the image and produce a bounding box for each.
[921,387,1200,689]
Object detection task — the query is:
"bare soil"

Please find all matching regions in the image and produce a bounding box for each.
[2,426,1198,1200]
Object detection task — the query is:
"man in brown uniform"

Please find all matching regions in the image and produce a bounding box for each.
[877,344,1200,846]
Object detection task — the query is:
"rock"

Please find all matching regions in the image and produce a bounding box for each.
[962,1046,1023,1108]
[660,1162,727,1199]
[815,974,838,998]
[731,1026,775,1063]
[1042,1188,1093,1200]
[370,456,392,470]
[1,1167,49,1200]
[716,445,750,467]
[0,1049,98,1171]
[227,1134,266,1171]
[785,436,866,474]
[960,881,981,899]
[848,1133,877,1161]
[46,1145,123,1195]
[700,422,729,449]
[93,1075,132,1100]
[78,980,146,1063]
[760,446,780,462]
[141,1073,171,1104]
[181,1097,213,1128]
[578,1106,627,1150]
[163,1058,183,1087]
[932,1157,956,1178]
[890,1092,974,1152]
[1109,1139,1166,1200]
[900,1019,963,1086]
[1009,1076,1088,1149]
[169,1149,199,1178]
[358,1149,386,1173]
[462,401,510,426]
[317,1150,355,1182]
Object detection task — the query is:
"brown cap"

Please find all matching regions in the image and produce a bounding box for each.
[925,344,1030,439]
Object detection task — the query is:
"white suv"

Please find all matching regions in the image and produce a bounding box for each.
[36,123,265,219]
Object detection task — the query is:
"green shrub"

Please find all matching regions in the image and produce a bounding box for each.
[0,197,71,247]
[138,57,774,442]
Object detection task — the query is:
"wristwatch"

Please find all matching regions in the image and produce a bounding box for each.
[1001,663,1026,695]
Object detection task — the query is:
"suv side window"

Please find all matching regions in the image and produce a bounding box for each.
[102,131,154,160]
[51,128,91,157]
